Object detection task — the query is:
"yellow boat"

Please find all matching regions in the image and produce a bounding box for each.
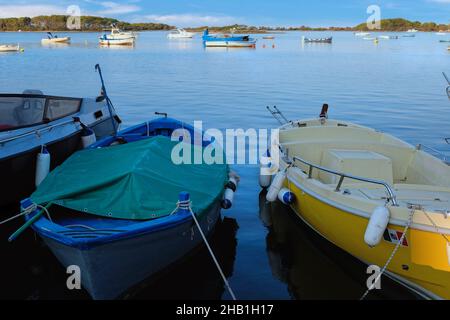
[268,109,450,299]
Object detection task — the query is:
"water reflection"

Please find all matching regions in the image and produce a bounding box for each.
[0,215,238,300]
[259,191,419,300]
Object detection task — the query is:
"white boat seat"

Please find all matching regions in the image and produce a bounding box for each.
[319,149,394,185]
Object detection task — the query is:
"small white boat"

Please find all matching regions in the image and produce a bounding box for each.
[362,37,377,41]
[355,32,370,37]
[0,44,22,52]
[99,25,137,46]
[379,35,399,40]
[407,29,418,33]
[202,29,256,48]
[167,28,195,39]
[436,32,447,36]
[41,32,71,44]
[99,37,135,46]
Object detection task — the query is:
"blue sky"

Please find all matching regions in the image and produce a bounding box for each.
[0,0,448,27]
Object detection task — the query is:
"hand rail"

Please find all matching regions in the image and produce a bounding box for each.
[417,144,448,163]
[290,155,399,206]
[0,118,77,146]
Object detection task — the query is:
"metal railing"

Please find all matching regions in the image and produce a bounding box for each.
[291,155,399,206]
[0,118,77,146]
[416,144,449,163]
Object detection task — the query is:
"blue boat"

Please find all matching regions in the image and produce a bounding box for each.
[202,29,256,48]
[12,115,238,299]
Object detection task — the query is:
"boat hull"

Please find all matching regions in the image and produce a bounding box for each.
[0,117,117,207]
[39,202,221,299]
[285,177,450,299]
[99,38,135,46]
[41,37,71,44]
[204,40,256,48]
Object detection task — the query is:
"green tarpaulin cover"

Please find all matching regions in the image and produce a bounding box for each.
[31,136,229,220]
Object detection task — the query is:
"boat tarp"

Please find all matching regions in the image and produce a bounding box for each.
[31,136,229,220]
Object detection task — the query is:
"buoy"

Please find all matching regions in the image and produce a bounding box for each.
[266,170,286,202]
[81,127,96,148]
[364,206,390,247]
[262,44,266,48]
[272,44,275,48]
[35,146,50,187]
[221,174,239,209]
[259,151,272,188]
[278,188,295,205]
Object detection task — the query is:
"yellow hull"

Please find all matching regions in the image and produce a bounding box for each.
[288,181,450,299]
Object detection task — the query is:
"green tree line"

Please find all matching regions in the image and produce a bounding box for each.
[354,18,449,32]
[0,15,173,31]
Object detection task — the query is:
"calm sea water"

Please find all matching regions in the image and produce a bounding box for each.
[0,31,448,300]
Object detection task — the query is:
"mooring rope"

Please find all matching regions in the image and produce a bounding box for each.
[0,204,36,225]
[179,199,237,300]
[360,208,415,300]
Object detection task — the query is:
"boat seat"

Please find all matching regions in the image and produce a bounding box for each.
[319,149,394,186]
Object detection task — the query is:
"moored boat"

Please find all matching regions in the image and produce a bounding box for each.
[379,35,399,40]
[99,25,136,46]
[0,66,120,208]
[41,32,71,44]
[167,28,195,39]
[12,115,237,299]
[355,32,370,37]
[202,29,256,48]
[0,44,23,52]
[265,106,450,299]
[302,36,332,44]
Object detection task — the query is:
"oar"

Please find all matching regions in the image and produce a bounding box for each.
[8,203,52,242]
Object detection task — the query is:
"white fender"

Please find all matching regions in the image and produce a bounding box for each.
[35,147,50,186]
[278,188,295,205]
[81,128,97,148]
[266,171,286,202]
[364,206,390,247]
[259,154,272,188]
[221,188,235,209]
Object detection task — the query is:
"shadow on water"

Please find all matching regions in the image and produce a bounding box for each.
[0,211,238,300]
[258,190,420,300]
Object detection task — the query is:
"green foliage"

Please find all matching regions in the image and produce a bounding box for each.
[354,18,449,32]
[0,15,173,31]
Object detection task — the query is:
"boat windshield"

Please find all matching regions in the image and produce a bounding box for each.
[0,95,81,132]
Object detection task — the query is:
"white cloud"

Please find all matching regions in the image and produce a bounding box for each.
[97,1,140,15]
[144,14,240,27]
[0,5,66,18]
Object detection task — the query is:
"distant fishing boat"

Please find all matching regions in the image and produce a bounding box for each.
[12,114,237,300]
[407,29,418,33]
[99,25,136,46]
[262,36,275,40]
[0,44,22,52]
[167,28,195,39]
[41,32,71,44]
[0,67,121,207]
[436,32,447,36]
[302,36,332,44]
[402,34,416,38]
[362,37,377,41]
[355,32,370,37]
[440,40,450,43]
[202,29,256,48]
[379,35,399,40]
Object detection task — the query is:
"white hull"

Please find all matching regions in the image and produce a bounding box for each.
[41,37,71,44]
[204,40,256,48]
[41,203,221,299]
[99,38,135,46]
[0,44,20,52]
